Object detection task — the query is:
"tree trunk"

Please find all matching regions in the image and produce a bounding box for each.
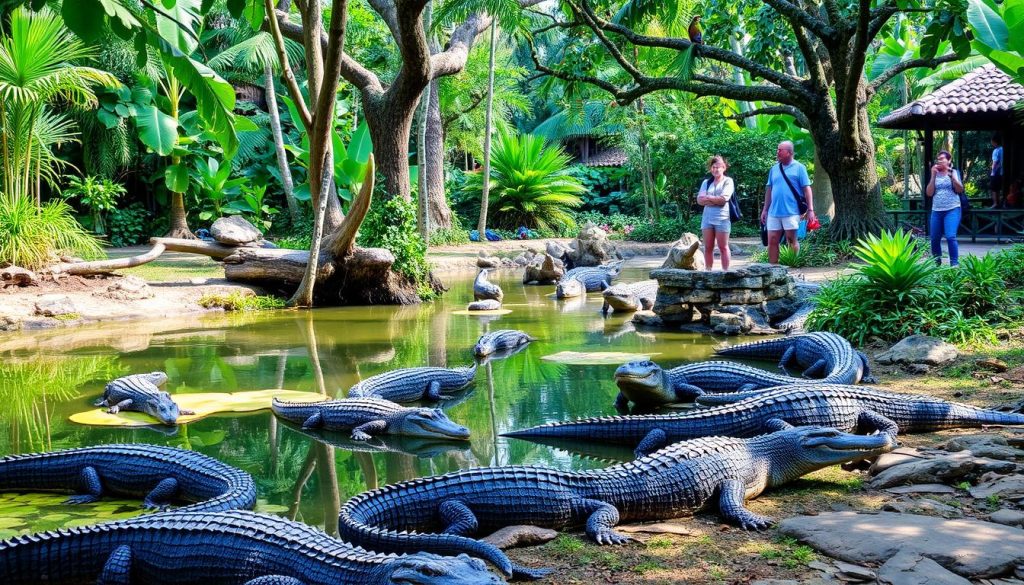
[812,149,834,220]
[366,96,416,201]
[266,66,301,223]
[476,21,498,236]
[425,79,452,230]
[165,191,195,239]
[416,1,433,238]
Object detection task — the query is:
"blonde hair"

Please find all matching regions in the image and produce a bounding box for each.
[707,155,728,170]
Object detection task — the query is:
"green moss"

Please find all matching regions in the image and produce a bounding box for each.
[198,292,286,312]
[52,312,82,321]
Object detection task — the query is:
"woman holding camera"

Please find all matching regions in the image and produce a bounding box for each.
[925,150,964,267]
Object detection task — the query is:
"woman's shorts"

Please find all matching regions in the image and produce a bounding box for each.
[701,216,731,233]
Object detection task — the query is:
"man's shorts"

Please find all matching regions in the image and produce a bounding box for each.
[991,174,1003,192]
[766,215,801,231]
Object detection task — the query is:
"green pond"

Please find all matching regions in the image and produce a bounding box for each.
[0,261,740,539]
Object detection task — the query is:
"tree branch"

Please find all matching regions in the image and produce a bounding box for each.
[441,90,487,128]
[868,53,960,94]
[366,0,400,40]
[761,0,835,40]
[839,0,872,140]
[570,0,644,84]
[327,155,375,257]
[271,9,383,94]
[432,12,490,78]
[729,105,810,128]
[791,25,828,96]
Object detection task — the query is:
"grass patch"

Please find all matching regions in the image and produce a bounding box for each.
[52,312,82,321]
[547,535,585,555]
[118,260,223,282]
[632,560,663,574]
[645,536,674,549]
[198,292,286,312]
[759,536,816,569]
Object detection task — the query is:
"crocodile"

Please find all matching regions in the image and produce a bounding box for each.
[473,269,503,302]
[0,444,255,512]
[601,280,658,315]
[294,426,472,459]
[715,332,876,385]
[612,360,805,409]
[0,509,505,584]
[467,299,502,311]
[554,264,620,299]
[338,426,892,580]
[272,397,471,441]
[93,372,194,425]
[348,365,478,402]
[503,384,1024,457]
[473,330,534,358]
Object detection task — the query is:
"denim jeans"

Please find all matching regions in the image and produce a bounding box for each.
[930,206,961,266]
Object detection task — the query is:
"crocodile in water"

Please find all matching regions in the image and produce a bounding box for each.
[474,269,503,302]
[272,397,470,441]
[554,264,620,299]
[348,365,477,402]
[601,280,658,315]
[473,330,534,359]
[613,360,805,409]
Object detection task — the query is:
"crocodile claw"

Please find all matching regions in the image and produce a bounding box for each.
[64,494,100,505]
[143,501,171,511]
[351,430,373,441]
[594,529,633,545]
[106,406,120,415]
[739,515,774,530]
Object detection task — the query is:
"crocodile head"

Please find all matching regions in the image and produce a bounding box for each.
[556,278,585,299]
[377,552,505,584]
[602,284,639,314]
[144,391,182,425]
[614,361,672,404]
[398,408,471,440]
[763,426,895,486]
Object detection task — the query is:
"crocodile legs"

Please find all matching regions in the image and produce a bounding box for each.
[634,429,669,457]
[351,420,387,441]
[579,498,632,545]
[65,466,103,505]
[439,500,478,535]
[142,477,179,510]
[106,399,134,415]
[425,380,454,401]
[96,544,308,585]
[778,346,798,376]
[856,410,899,440]
[718,480,773,530]
[802,359,828,378]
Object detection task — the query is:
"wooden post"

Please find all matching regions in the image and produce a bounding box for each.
[923,127,934,235]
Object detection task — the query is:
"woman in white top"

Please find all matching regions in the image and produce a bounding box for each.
[697,155,735,270]
[925,150,964,266]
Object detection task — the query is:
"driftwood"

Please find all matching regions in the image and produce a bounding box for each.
[48,242,168,275]
[1,265,37,287]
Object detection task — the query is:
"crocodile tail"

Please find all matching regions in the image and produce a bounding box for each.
[694,390,764,406]
[270,399,320,425]
[502,420,613,441]
[952,403,1024,427]
[714,337,793,359]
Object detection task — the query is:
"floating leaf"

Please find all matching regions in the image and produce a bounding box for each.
[0,517,24,529]
[452,309,513,316]
[70,390,326,427]
[540,351,661,365]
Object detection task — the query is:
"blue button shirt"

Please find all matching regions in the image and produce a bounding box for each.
[766,161,810,217]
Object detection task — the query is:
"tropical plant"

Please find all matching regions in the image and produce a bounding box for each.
[108,203,150,247]
[967,0,1024,84]
[0,7,116,202]
[357,194,434,298]
[851,229,937,300]
[460,127,585,233]
[0,194,104,270]
[226,184,280,231]
[64,176,127,235]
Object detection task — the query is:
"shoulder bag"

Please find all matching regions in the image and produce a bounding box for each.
[726,178,741,221]
[778,162,809,215]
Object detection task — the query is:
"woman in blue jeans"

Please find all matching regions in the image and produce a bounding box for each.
[925,150,964,266]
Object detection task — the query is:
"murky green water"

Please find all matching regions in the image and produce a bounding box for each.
[0,261,730,537]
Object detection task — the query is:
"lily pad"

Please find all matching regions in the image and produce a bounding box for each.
[70,390,326,427]
[540,351,662,365]
[452,309,513,316]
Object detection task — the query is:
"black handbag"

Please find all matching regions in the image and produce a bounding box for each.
[778,162,809,215]
[728,184,741,222]
[760,222,769,246]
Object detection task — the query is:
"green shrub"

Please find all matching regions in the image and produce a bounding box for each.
[108,203,150,247]
[0,194,104,270]
[358,195,433,297]
[428,214,470,246]
[198,292,285,311]
[64,175,126,235]
[626,218,689,242]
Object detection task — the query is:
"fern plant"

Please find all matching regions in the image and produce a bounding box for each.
[852,229,937,301]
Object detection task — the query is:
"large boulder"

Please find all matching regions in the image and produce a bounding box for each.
[660,233,704,270]
[34,295,77,317]
[876,335,959,366]
[0,265,36,287]
[523,253,564,285]
[572,222,619,267]
[95,276,154,301]
[211,215,263,246]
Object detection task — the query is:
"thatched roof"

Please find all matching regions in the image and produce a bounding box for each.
[877,65,1024,130]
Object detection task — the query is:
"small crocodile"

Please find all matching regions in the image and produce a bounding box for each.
[348,365,478,402]
[613,360,803,409]
[504,384,1024,456]
[0,509,505,584]
[272,397,471,441]
[339,426,892,580]
[93,372,194,425]
[0,444,255,512]
[715,332,876,384]
[295,426,472,459]
[474,269,503,302]
[467,299,502,311]
[473,330,534,358]
[555,264,620,299]
[601,280,658,315]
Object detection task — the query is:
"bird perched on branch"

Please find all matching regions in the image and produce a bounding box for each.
[688,16,703,45]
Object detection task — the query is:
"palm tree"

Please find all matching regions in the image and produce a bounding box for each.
[0,7,116,203]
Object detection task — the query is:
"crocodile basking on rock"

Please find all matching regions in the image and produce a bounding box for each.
[339,426,892,580]
[93,372,194,425]
[601,280,658,315]
[0,444,255,512]
[272,397,471,441]
[473,269,503,302]
[473,330,534,359]
[716,331,876,384]
[613,360,806,409]
[554,264,620,299]
[504,384,1024,456]
[0,509,505,584]
[348,364,477,402]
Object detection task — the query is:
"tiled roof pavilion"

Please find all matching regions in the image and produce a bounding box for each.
[877,64,1024,130]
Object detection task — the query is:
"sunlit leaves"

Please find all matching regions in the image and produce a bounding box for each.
[968,0,1024,80]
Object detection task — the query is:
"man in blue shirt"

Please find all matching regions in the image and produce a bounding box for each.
[760,141,817,264]
[990,134,1004,208]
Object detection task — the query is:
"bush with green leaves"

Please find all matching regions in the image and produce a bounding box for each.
[0,194,104,270]
[750,229,855,267]
[108,203,150,247]
[64,175,126,235]
[358,194,433,297]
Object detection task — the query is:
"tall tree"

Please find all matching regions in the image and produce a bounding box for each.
[476,20,498,236]
[532,0,965,239]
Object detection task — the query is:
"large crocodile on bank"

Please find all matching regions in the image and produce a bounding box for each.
[554,264,621,299]
[601,280,658,315]
[94,372,194,425]
[339,426,892,580]
[715,331,876,385]
[272,397,471,441]
[348,365,477,402]
[0,509,505,584]
[504,384,1024,456]
[613,360,806,409]
[473,330,534,359]
[0,444,255,512]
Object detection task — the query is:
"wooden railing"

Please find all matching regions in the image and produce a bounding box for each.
[885,209,1024,244]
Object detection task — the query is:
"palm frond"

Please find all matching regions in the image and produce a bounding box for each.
[208,32,305,77]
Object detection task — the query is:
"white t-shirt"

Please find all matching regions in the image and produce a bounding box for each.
[700,177,734,224]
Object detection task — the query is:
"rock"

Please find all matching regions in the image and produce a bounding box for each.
[513,253,530,267]
[660,233,704,270]
[616,522,696,536]
[95,276,154,301]
[467,299,502,311]
[875,335,959,366]
[572,222,618,267]
[869,454,978,488]
[977,358,1010,373]
[834,561,876,581]
[970,474,1024,500]
[715,305,775,334]
[476,252,502,269]
[877,549,972,585]
[942,435,1024,461]
[523,253,564,285]
[210,215,263,245]
[479,525,558,549]
[631,311,664,328]
[1004,367,1024,383]
[870,448,930,475]
[34,295,77,317]
[882,497,962,517]
[0,265,36,287]
[990,509,1024,527]
[778,511,1024,578]
[884,484,956,495]
[904,363,931,374]
[545,241,570,261]
[751,580,799,585]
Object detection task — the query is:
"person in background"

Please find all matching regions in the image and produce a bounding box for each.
[760,141,816,264]
[925,150,964,267]
[696,155,734,270]
[990,134,1004,208]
